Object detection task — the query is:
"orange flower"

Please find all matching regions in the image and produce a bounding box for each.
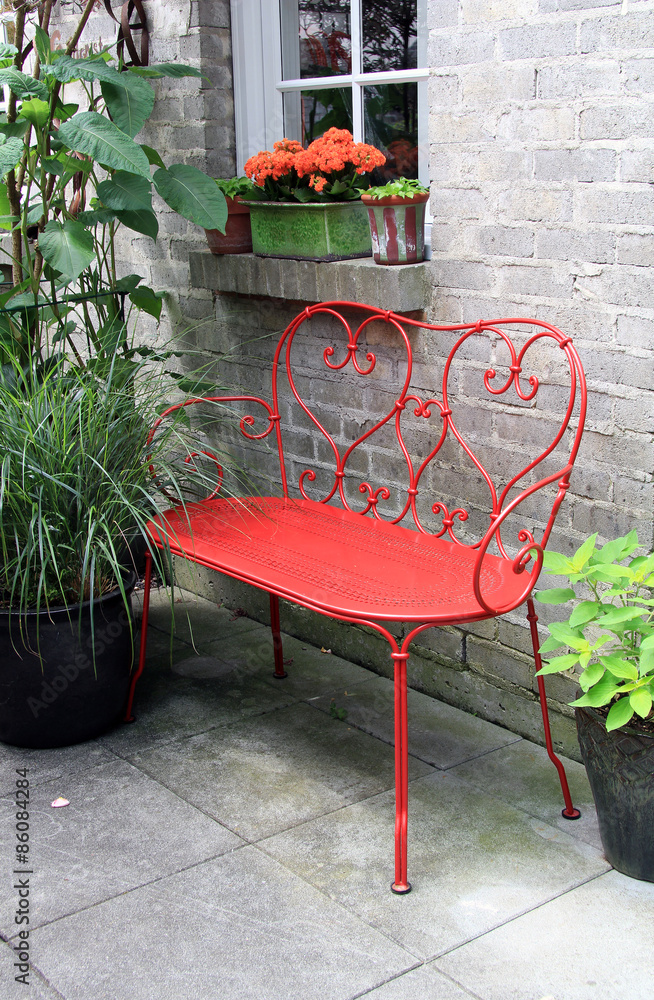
[244,129,385,201]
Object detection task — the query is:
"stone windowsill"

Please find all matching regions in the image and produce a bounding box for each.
[188,251,431,314]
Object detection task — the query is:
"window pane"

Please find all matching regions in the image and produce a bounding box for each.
[284,88,353,144]
[362,0,418,73]
[364,83,418,180]
[282,1,352,80]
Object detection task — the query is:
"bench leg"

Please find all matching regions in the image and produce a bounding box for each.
[124,550,153,724]
[270,593,287,679]
[527,598,580,820]
[391,650,411,894]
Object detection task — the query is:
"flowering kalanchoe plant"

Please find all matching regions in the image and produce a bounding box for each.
[535,531,654,732]
[244,128,385,203]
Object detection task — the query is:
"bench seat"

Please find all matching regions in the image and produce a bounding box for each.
[150,496,528,626]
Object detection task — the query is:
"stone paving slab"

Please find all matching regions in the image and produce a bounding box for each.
[201,629,374,696]
[0,741,114,799]
[100,660,295,754]
[138,587,263,648]
[261,769,609,961]
[358,964,481,999]
[126,702,433,842]
[434,869,654,1000]
[0,758,242,935]
[1,942,65,1000]
[29,847,418,1000]
[451,740,602,851]
[311,674,522,768]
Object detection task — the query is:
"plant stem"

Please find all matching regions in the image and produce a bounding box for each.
[7,3,26,286]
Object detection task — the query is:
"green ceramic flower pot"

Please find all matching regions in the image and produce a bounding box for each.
[244,201,372,261]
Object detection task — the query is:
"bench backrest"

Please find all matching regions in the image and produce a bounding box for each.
[267,301,587,564]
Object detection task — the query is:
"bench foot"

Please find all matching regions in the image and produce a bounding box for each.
[391,881,412,894]
[527,598,581,820]
[269,592,287,678]
[123,551,153,724]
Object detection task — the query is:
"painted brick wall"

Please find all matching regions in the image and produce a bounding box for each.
[47,1,654,757]
[421,0,654,748]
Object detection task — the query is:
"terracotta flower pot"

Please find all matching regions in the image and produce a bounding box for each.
[361,191,429,265]
[205,195,252,254]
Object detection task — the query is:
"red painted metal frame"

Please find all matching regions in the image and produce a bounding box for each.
[126,301,587,894]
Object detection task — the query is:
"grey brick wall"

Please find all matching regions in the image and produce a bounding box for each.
[49,1,654,758]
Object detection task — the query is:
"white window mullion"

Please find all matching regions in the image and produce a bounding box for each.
[350,0,363,142]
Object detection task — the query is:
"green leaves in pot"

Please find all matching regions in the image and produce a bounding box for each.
[535,531,654,731]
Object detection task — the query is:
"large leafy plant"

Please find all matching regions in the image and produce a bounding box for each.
[535,531,654,732]
[0,0,227,365]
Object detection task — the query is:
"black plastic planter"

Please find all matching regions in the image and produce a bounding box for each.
[576,705,654,882]
[0,577,136,749]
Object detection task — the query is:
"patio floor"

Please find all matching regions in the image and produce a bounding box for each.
[2,586,653,1000]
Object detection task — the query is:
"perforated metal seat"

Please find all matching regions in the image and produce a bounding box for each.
[149,496,528,625]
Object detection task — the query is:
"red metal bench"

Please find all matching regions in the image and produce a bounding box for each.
[126,301,587,893]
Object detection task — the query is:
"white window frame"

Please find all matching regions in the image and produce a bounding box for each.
[230,0,429,181]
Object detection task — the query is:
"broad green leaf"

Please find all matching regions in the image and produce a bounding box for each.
[542,550,575,575]
[593,531,638,565]
[0,44,17,61]
[19,98,50,128]
[54,100,79,123]
[101,75,155,138]
[114,273,143,293]
[0,136,24,178]
[547,622,583,645]
[34,25,51,65]
[129,284,164,321]
[590,563,632,581]
[42,156,65,176]
[640,647,654,677]
[128,63,203,79]
[606,698,635,731]
[58,112,151,179]
[569,600,600,628]
[0,69,49,103]
[38,220,95,281]
[153,164,227,231]
[141,144,165,169]
[46,54,125,86]
[114,208,158,240]
[77,208,117,227]
[571,533,597,572]
[538,635,564,654]
[630,687,653,719]
[0,121,29,139]
[56,153,93,175]
[579,661,605,690]
[534,587,575,605]
[641,635,654,649]
[600,655,638,681]
[97,171,152,212]
[0,182,12,230]
[570,674,619,708]
[537,653,580,675]
[599,605,646,627]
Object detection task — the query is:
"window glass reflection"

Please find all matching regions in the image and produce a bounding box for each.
[362,0,417,73]
[283,1,352,80]
[285,88,353,145]
[364,82,418,180]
